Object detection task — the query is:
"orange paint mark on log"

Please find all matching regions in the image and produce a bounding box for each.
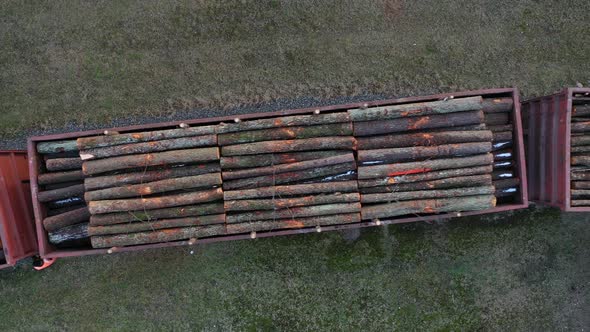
[286,221,305,228]
[421,133,433,139]
[387,168,430,177]
[273,119,284,126]
[424,206,435,213]
[132,134,143,139]
[409,117,430,130]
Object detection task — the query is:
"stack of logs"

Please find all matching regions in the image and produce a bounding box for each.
[36,140,89,248]
[218,113,362,234]
[33,93,523,250]
[350,96,497,220]
[569,103,590,206]
[482,97,521,203]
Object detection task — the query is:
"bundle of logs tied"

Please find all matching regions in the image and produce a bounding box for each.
[350,96,501,220]
[219,113,361,234]
[569,103,590,206]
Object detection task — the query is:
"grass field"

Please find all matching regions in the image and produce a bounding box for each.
[1,0,590,330]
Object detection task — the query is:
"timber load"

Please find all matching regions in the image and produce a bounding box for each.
[349,96,498,220]
[569,103,590,206]
[219,113,362,234]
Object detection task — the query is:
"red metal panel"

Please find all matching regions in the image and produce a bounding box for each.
[522,87,590,211]
[28,88,529,259]
[0,151,38,269]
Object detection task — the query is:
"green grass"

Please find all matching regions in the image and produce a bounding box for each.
[1,0,590,136]
[1,208,588,330]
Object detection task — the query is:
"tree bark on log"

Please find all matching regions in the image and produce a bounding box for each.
[223,181,358,200]
[47,204,86,217]
[571,146,590,153]
[495,187,518,198]
[571,190,590,198]
[84,163,221,191]
[88,188,223,214]
[360,174,493,194]
[89,203,224,226]
[224,193,360,211]
[357,165,492,188]
[427,124,487,132]
[358,153,493,180]
[493,149,513,161]
[91,224,226,248]
[46,158,83,172]
[573,105,590,117]
[492,170,514,180]
[217,113,351,134]
[37,140,78,154]
[487,125,513,132]
[221,137,355,156]
[44,180,84,190]
[38,170,85,186]
[361,195,496,220]
[571,171,590,181]
[571,122,590,133]
[220,151,348,169]
[77,126,216,150]
[493,131,513,142]
[222,161,356,190]
[218,123,352,145]
[353,110,484,136]
[47,197,84,209]
[484,113,510,126]
[356,130,492,150]
[88,214,226,236]
[225,213,361,234]
[571,181,590,189]
[226,202,361,223]
[492,141,512,151]
[571,199,590,206]
[37,184,85,203]
[80,135,217,160]
[358,142,491,164]
[222,154,354,180]
[48,223,89,245]
[482,97,513,113]
[571,156,590,166]
[493,178,520,189]
[571,136,590,146]
[43,207,91,232]
[82,147,219,175]
[302,171,357,184]
[493,160,514,169]
[347,96,482,121]
[85,173,222,201]
[361,185,495,203]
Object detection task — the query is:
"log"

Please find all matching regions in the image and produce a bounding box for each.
[47,197,84,209]
[220,150,348,169]
[82,147,219,175]
[43,151,80,160]
[487,125,513,132]
[218,123,353,145]
[358,153,493,180]
[571,156,590,166]
[484,113,510,126]
[358,142,491,164]
[492,170,514,180]
[493,160,514,169]
[44,181,83,190]
[573,105,590,117]
[482,97,513,113]
[360,174,493,194]
[221,137,355,156]
[79,135,217,160]
[46,158,83,172]
[90,224,226,248]
[84,163,221,191]
[571,199,590,206]
[225,213,361,234]
[37,140,78,154]
[571,181,590,189]
[571,190,590,198]
[77,125,217,150]
[47,204,86,217]
[571,136,590,146]
[493,131,513,142]
[357,165,493,188]
[222,154,354,180]
[495,187,518,198]
[427,124,487,132]
[361,185,495,203]
[571,171,590,181]
[88,188,223,214]
[571,122,590,133]
[493,178,520,189]
[347,96,482,121]
[217,113,351,134]
[224,181,359,200]
[222,161,356,190]
[37,184,85,203]
[48,223,89,245]
[38,170,85,186]
[492,141,512,151]
[85,173,222,201]
[361,194,496,220]
[90,203,224,226]
[224,193,360,211]
[303,171,357,183]
[493,149,513,161]
[353,110,484,136]
[226,202,361,223]
[88,214,226,236]
[43,207,91,232]
[571,146,590,153]
[356,130,492,150]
